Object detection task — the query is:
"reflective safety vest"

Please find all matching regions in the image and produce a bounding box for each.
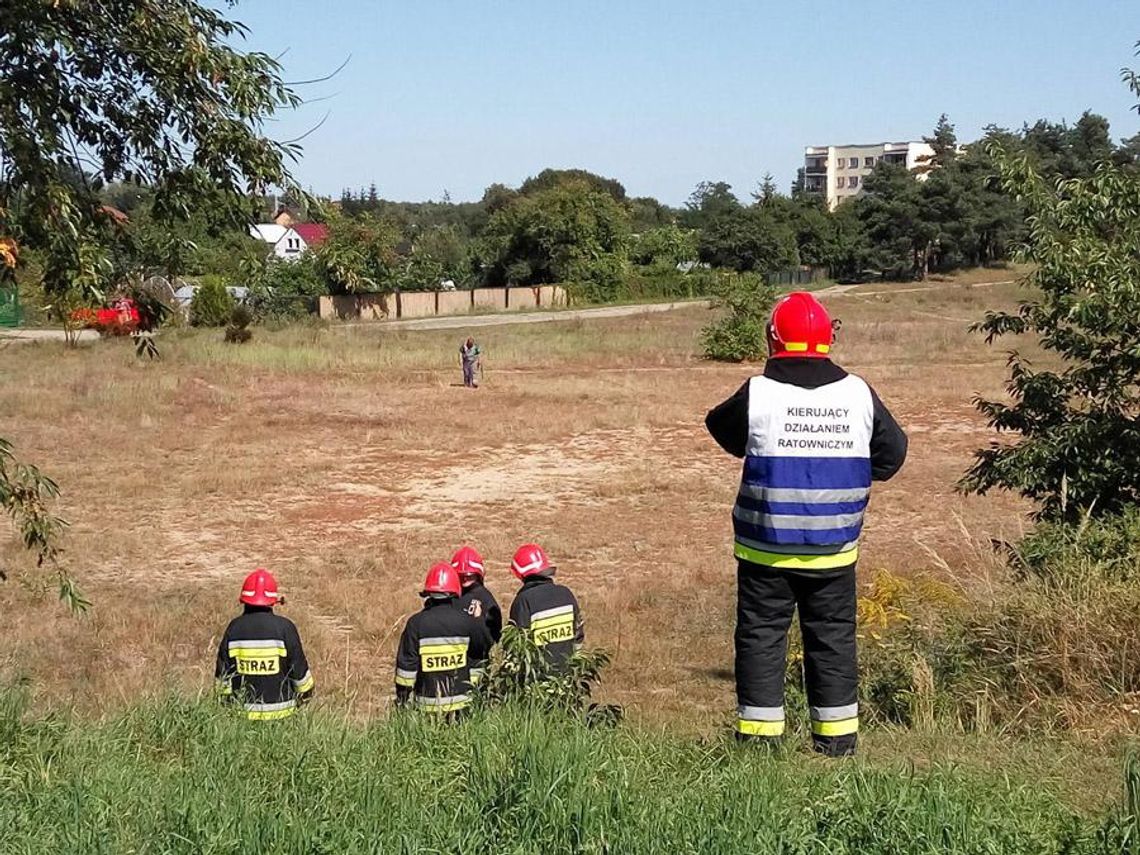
[733,374,874,571]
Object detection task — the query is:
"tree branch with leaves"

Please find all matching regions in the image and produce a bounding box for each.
[1,0,305,304]
[962,46,1140,520]
[0,438,87,612]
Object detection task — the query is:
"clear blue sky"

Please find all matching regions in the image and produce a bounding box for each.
[231,0,1140,206]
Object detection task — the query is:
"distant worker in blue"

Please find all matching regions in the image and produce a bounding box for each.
[705,292,907,756]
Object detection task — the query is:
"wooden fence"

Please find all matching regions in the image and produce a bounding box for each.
[318,286,567,322]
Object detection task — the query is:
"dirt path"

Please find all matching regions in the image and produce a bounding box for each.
[0,301,711,341]
[348,299,711,332]
[0,328,98,342]
[0,277,1018,341]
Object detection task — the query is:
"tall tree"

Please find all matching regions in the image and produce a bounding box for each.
[751,173,779,205]
[698,207,798,273]
[1069,111,1115,176]
[923,113,959,169]
[963,50,1140,520]
[1,1,304,301]
[629,196,676,233]
[314,212,401,294]
[476,179,631,298]
[857,163,934,279]
[518,169,627,202]
[682,181,741,229]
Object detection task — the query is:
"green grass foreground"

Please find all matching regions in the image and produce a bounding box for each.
[1,692,1137,854]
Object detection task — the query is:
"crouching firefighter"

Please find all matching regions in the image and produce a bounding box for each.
[705,292,907,756]
[394,562,494,715]
[215,568,314,720]
[453,545,503,643]
[508,543,583,675]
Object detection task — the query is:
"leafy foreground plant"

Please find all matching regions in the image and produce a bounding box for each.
[0,439,86,612]
[473,625,612,720]
[0,687,1136,854]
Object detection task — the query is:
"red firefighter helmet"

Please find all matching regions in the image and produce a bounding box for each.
[239,568,280,607]
[768,291,833,359]
[421,562,462,598]
[511,543,553,580]
[450,545,485,583]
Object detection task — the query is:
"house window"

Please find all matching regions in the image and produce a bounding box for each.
[835,159,843,170]
[836,177,846,188]
[849,157,859,168]
[849,176,860,188]
[864,156,875,168]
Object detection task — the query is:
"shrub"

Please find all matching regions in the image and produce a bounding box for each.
[247,257,325,322]
[857,517,1140,736]
[189,279,235,327]
[699,272,776,361]
[223,304,253,344]
[1009,506,1140,587]
[474,625,610,714]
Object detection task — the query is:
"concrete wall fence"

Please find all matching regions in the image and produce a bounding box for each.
[318,286,567,322]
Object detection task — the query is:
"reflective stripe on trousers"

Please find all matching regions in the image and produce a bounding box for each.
[810,703,859,736]
[737,704,785,737]
[416,694,470,713]
[243,699,297,721]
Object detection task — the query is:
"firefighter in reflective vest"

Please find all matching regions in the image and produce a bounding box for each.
[215,568,314,721]
[394,562,494,714]
[705,292,907,756]
[508,543,583,673]
[453,545,503,643]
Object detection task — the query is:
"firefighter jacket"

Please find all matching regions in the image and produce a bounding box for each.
[508,575,584,670]
[705,357,907,571]
[215,607,314,720]
[394,598,493,712]
[459,582,503,643]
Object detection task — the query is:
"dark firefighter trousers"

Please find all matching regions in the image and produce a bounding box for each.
[735,559,859,755]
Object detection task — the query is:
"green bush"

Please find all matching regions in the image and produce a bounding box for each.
[1010,506,1140,587]
[223,304,253,344]
[474,625,609,714]
[247,257,325,322]
[189,278,235,327]
[700,271,777,361]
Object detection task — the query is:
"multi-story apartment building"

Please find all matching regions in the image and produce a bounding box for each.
[803,141,935,210]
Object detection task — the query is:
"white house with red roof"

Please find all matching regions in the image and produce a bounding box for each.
[249,222,330,261]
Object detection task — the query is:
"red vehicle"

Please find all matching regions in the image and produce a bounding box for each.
[73,297,140,336]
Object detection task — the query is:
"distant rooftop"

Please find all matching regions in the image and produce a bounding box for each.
[805,141,925,153]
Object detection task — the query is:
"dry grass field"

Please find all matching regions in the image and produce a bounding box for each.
[0,276,1039,727]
